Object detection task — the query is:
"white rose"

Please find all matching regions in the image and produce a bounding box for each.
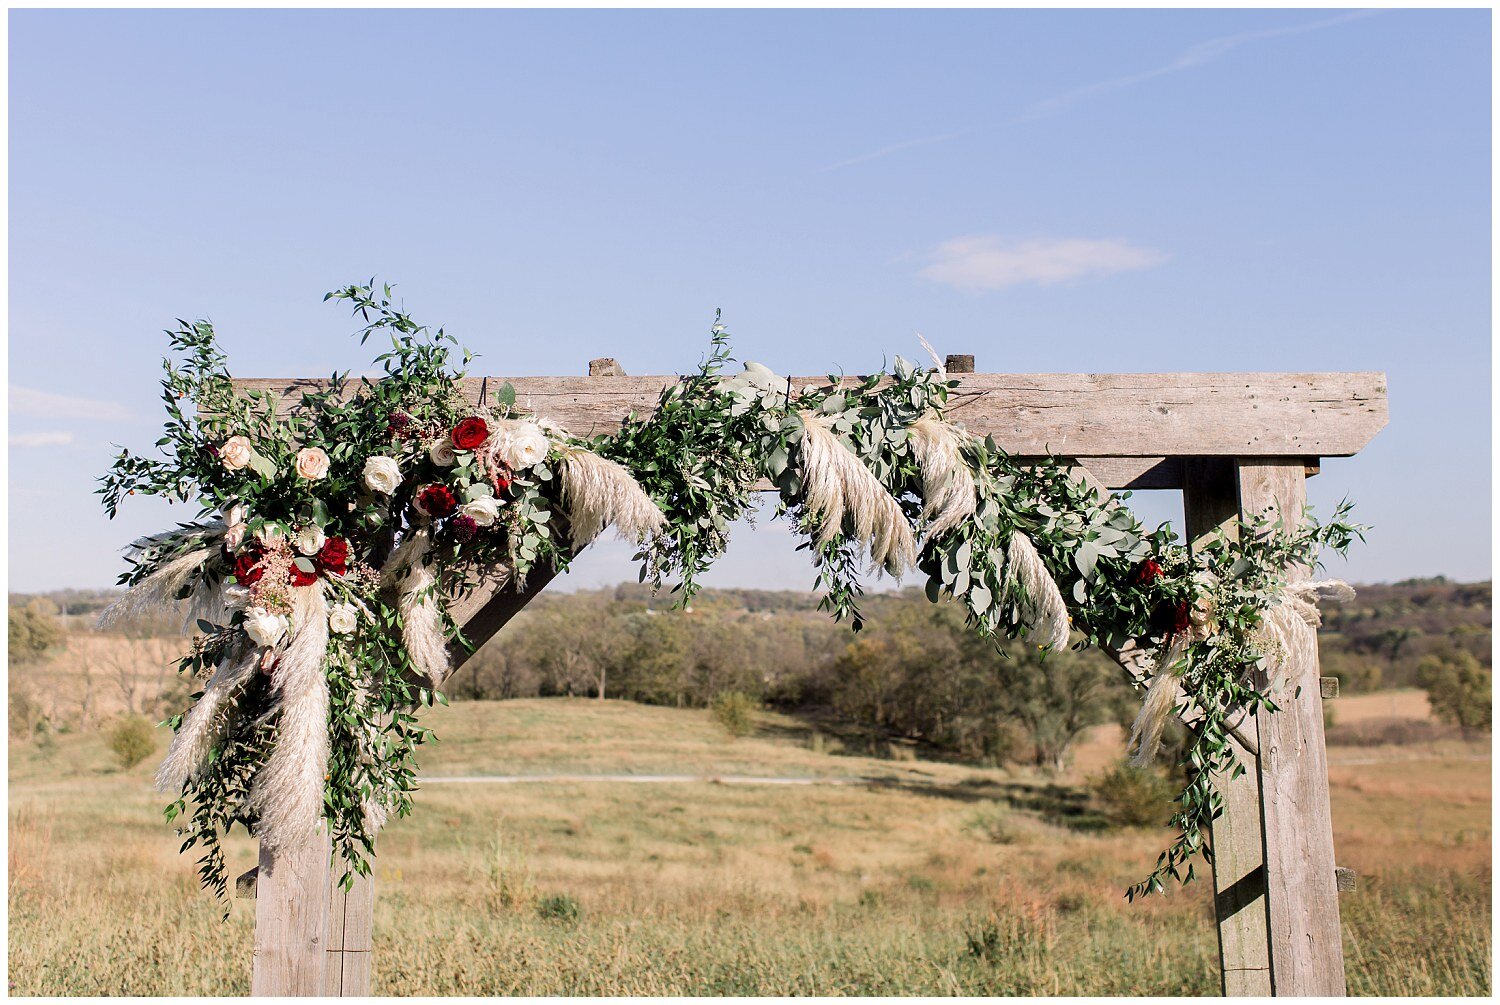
[223,585,252,610]
[294,524,326,556]
[328,603,359,635]
[428,439,457,467]
[363,455,402,495]
[295,446,330,481]
[461,497,502,527]
[243,607,290,648]
[223,504,248,550]
[219,436,253,472]
[254,522,286,548]
[492,420,550,470]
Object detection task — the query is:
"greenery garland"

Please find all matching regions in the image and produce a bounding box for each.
[101,282,1363,906]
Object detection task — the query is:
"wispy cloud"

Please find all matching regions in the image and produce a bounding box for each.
[10,430,76,448]
[10,385,133,422]
[917,235,1168,293]
[821,10,1378,171]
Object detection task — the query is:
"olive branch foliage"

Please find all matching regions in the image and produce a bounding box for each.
[101,282,1363,906]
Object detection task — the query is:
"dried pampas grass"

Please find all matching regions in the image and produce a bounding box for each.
[1258,579,1354,692]
[155,639,258,793]
[380,528,450,685]
[99,522,225,630]
[909,413,977,540]
[798,411,917,576]
[1003,532,1071,650]
[1126,637,1187,767]
[248,583,330,853]
[560,448,666,548]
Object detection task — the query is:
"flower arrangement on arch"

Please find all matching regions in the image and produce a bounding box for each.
[100,281,1363,906]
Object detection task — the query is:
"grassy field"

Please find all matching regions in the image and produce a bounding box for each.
[8,696,1492,995]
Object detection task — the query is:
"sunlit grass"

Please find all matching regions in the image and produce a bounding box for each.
[8,698,1491,995]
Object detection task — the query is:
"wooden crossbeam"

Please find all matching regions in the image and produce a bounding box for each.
[230,371,1387,474]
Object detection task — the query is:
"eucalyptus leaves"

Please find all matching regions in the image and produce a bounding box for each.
[102,282,1362,906]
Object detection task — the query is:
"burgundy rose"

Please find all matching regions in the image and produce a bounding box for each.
[232,551,264,586]
[1152,599,1193,640]
[416,483,458,518]
[316,536,349,575]
[288,560,319,587]
[450,514,478,543]
[492,462,513,493]
[451,417,489,451]
[1131,558,1164,587]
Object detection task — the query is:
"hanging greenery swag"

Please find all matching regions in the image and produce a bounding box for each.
[99,282,1363,906]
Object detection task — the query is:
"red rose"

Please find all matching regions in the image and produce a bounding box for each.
[1131,559,1164,586]
[316,536,349,575]
[416,483,458,518]
[288,560,319,587]
[232,551,264,586]
[451,417,489,451]
[492,462,513,493]
[1152,600,1193,640]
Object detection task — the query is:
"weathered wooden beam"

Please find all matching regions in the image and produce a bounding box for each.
[1184,458,1274,998]
[1238,459,1347,996]
[231,371,1387,459]
[251,831,332,996]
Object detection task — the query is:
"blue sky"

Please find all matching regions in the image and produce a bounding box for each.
[8,8,1491,593]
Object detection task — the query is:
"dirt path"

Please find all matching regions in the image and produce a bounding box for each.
[419,774,885,786]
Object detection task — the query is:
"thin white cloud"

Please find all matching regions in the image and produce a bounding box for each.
[10,385,133,422]
[918,235,1168,293]
[10,430,76,448]
[821,9,1378,171]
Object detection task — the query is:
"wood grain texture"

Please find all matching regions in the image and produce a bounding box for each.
[251,831,332,996]
[1238,459,1347,996]
[1184,458,1274,997]
[230,370,1387,458]
[323,867,374,995]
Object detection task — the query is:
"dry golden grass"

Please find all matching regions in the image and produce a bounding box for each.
[8,697,1492,995]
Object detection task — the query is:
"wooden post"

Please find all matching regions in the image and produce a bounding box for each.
[1183,459,1274,996]
[1237,458,1347,995]
[323,866,375,994]
[251,832,332,995]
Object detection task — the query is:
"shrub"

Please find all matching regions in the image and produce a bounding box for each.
[9,603,63,666]
[107,716,156,769]
[710,691,757,738]
[1417,650,1492,733]
[536,893,581,923]
[1089,760,1176,828]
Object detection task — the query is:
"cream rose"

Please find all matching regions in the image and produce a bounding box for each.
[243,607,290,648]
[223,585,252,610]
[328,603,359,635]
[294,524,326,556]
[461,497,502,527]
[491,420,550,470]
[219,436,253,472]
[295,446,330,481]
[223,504,248,550]
[428,439,457,467]
[363,455,401,495]
[254,522,286,548]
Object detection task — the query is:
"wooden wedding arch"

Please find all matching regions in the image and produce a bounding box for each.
[232,357,1387,997]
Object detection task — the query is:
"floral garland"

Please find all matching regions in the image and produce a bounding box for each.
[101,283,1362,905]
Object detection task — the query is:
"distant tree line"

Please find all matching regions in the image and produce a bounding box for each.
[11,575,1491,762]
